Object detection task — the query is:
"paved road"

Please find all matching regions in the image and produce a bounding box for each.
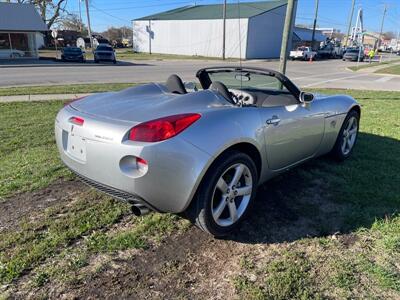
[1,58,399,90]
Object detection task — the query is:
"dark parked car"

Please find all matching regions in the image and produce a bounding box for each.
[94,45,116,64]
[61,47,86,63]
[342,49,364,62]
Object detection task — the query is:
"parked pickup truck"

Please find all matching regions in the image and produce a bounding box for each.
[290,47,317,61]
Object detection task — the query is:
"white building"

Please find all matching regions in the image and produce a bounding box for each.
[132,0,295,59]
[0,2,47,59]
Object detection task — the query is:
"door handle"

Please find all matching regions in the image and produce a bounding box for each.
[266,116,281,125]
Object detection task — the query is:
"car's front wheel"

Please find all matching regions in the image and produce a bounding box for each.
[186,150,258,236]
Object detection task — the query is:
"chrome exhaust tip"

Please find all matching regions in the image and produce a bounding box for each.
[131,204,150,216]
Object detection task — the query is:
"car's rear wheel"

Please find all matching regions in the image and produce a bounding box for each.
[186,150,258,236]
[331,110,360,161]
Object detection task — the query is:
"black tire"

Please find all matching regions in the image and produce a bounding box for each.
[94,59,99,63]
[185,150,258,236]
[330,110,360,161]
[113,59,117,64]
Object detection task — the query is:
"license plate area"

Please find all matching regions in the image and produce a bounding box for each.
[67,130,87,162]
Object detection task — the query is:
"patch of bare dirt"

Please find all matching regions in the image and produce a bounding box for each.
[55,227,242,299]
[0,179,86,232]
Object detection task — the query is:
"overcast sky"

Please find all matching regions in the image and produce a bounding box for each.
[66,0,400,34]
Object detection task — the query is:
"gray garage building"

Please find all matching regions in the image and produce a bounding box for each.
[0,2,47,59]
[133,0,296,59]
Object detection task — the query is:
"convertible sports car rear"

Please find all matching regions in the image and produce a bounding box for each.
[55,67,361,236]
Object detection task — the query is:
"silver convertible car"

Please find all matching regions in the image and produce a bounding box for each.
[55,67,360,236]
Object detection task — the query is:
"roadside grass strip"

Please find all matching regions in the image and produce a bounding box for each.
[0,83,139,97]
[375,64,400,76]
[348,58,400,71]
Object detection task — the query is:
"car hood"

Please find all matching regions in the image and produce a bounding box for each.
[70,83,230,123]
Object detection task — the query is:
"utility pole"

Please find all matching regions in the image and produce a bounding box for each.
[84,0,93,49]
[148,20,152,54]
[310,0,319,51]
[222,0,226,60]
[377,4,387,50]
[345,0,356,47]
[279,0,296,75]
[78,0,82,32]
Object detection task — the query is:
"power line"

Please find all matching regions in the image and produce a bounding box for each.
[89,4,132,23]
[88,1,196,11]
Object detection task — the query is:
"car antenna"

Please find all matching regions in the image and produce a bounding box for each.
[237,0,243,89]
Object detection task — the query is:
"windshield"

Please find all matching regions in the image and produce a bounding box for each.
[63,48,82,53]
[207,71,287,91]
[96,46,112,51]
[347,49,360,53]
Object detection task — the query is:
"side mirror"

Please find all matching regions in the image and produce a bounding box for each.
[184,81,198,92]
[299,91,314,103]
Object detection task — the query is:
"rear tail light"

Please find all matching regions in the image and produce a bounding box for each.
[69,116,84,126]
[129,113,201,142]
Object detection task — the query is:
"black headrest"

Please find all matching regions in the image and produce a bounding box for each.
[210,81,234,104]
[166,74,187,94]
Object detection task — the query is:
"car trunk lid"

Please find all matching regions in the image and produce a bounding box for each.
[70,83,227,123]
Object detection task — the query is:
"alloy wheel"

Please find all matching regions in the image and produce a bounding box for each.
[341,116,358,155]
[211,163,253,227]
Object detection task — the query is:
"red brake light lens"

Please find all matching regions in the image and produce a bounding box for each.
[69,116,85,126]
[129,113,201,142]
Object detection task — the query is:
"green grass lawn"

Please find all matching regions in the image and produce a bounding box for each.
[375,64,400,75]
[0,89,399,298]
[115,49,237,61]
[0,101,72,199]
[348,58,400,71]
[39,48,234,61]
[0,83,138,96]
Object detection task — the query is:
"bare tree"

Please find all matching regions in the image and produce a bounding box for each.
[102,26,133,42]
[11,0,68,29]
[382,31,396,40]
[60,13,88,35]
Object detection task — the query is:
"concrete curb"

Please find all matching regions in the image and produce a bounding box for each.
[0,93,92,103]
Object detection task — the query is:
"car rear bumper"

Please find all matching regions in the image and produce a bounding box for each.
[95,55,114,61]
[55,106,211,213]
